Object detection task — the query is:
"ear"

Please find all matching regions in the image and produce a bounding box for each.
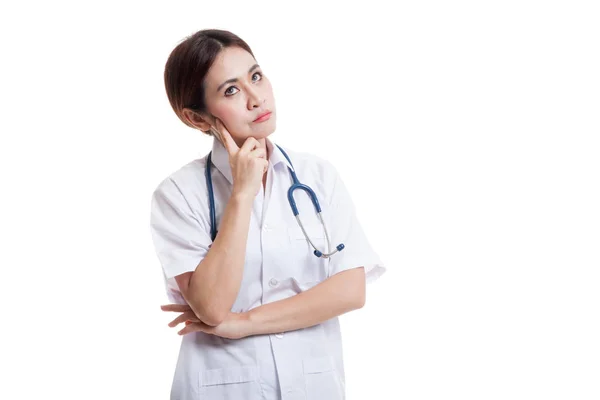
[182,108,213,133]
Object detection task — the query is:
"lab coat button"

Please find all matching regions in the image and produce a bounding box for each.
[269,278,279,287]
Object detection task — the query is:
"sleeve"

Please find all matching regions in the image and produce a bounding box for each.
[326,166,386,285]
[149,177,212,301]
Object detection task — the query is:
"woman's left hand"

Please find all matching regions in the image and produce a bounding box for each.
[160,304,253,340]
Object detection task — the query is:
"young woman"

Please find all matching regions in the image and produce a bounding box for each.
[150,29,386,400]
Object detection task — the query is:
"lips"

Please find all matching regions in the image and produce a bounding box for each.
[253,111,272,122]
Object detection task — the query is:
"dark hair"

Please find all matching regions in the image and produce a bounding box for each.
[163,29,255,133]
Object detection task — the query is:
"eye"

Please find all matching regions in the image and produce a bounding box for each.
[224,72,263,97]
[224,86,239,96]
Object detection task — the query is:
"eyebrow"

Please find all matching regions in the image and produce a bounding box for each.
[216,64,261,93]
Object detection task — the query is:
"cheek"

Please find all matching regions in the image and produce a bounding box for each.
[212,104,246,131]
[263,81,275,102]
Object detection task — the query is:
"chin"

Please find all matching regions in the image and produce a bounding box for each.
[250,121,276,139]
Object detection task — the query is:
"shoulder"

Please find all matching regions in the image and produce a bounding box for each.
[151,156,209,209]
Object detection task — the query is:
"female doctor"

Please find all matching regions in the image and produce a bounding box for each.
[150,29,386,400]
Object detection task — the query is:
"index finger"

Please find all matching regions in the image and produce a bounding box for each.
[215,118,239,155]
[160,304,192,312]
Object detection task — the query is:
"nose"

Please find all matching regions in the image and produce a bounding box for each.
[247,86,264,110]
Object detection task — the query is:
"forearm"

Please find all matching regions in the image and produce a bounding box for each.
[247,267,366,335]
[188,193,254,324]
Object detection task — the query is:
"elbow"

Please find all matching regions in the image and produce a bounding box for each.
[355,286,366,309]
[187,305,226,327]
[185,279,231,326]
[190,302,229,327]
[190,297,230,327]
[337,267,366,310]
[358,293,366,309]
[201,311,226,327]
[354,269,366,309]
[344,278,365,311]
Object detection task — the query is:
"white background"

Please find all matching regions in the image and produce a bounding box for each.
[1,0,599,399]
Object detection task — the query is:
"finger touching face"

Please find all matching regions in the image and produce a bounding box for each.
[215,118,240,155]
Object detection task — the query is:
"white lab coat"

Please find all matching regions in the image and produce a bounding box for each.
[150,137,386,399]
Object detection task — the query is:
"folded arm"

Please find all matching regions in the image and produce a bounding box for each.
[247,266,366,336]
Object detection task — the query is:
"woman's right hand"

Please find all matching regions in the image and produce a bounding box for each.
[214,118,268,199]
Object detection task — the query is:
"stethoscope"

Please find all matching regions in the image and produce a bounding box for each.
[206,144,345,258]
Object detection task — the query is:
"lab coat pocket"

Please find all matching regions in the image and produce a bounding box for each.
[288,222,329,284]
[303,356,344,400]
[199,365,263,398]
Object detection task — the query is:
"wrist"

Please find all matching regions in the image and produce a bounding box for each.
[244,308,260,337]
[230,189,254,204]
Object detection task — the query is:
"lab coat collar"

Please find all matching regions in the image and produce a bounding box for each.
[210,136,294,185]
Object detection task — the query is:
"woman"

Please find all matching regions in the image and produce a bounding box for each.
[150,29,386,400]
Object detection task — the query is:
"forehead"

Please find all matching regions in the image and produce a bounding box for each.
[204,46,256,90]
